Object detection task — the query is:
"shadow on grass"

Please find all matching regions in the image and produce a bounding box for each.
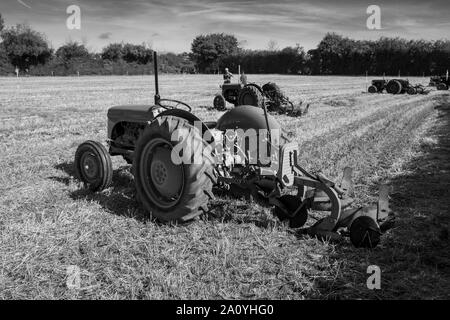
[51,161,277,229]
[50,161,147,222]
[317,94,450,299]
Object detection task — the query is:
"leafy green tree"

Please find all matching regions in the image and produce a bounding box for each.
[121,43,152,64]
[56,41,90,61]
[1,24,52,71]
[100,43,152,64]
[101,43,124,62]
[0,43,14,74]
[190,33,240,73]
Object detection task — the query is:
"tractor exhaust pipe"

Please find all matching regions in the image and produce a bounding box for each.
[153,51,160,105]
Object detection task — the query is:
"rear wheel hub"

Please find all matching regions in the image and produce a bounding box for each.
[149,148,183,198]
[141,138,185,209]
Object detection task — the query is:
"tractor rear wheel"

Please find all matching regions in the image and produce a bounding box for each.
[386,80,402,94]
[368,85,378,93]
[133,116,216,223]
[213,94,226,111]
[262,82,282,96]
[74,140,113,192]
[437,83,449,90]
[237,85,264,108]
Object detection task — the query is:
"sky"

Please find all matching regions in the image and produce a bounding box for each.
[1,0,449,53]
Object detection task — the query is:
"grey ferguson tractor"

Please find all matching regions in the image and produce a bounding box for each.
[213,78,309,116]
[74,53,393,248]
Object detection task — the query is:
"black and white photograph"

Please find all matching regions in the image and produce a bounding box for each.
[0,0,449,304]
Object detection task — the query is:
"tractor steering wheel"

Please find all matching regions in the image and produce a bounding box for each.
[157,99,192,112]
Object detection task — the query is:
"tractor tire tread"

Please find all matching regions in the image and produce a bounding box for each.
[133,116,216,223]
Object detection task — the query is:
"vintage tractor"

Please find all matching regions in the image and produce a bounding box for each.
[213,79,309,116]
[429,76,441,87]
[368,78,428,95]
[429,75,450,91]
[74,53,393,248]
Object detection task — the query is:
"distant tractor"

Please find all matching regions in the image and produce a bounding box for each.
[429,75,450,91]
[368,78,428,95]
[213,78,309,116]
[213,83,245,110]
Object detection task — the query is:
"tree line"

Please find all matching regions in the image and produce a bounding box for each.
[308,33,450,76]
[0,14,194,76]
[0,12,449,76]
[191,32,450,76]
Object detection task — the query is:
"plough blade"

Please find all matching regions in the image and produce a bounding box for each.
[340,184,393,227]
[311,167,354,211]
[276,143,394,248]
[304,184,394,248]
[339,167,353,194]
[377,184,390,221]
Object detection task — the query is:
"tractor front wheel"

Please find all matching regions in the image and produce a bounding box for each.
[368,85,378,93]
[237,85,264,108]
[213,94,226,111]
[133,116,216,223]
[74,140,113,192]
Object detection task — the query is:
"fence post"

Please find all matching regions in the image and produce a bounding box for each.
[365,70,368,92]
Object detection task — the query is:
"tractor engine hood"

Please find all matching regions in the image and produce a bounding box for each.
[216,105,281,131]
[107,105,160,123]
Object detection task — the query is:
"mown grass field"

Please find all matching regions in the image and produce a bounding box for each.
[0,75,449,299]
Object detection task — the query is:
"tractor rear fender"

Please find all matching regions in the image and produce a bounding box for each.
[156,109,206,130]
[155,109,215,141]
[244,83,264,94]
